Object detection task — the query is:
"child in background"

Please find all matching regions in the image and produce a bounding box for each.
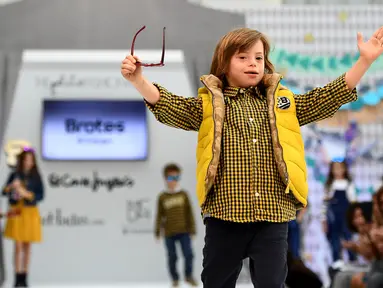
[2,148,44,287]
[323,160,357,263]
[154,163,197,287]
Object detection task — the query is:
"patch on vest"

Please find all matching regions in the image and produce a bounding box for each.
[277,97,291,110]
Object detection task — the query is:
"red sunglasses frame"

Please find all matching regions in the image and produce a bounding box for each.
[130,25,166,67]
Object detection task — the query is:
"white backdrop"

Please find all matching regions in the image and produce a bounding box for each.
[0,50,203,285]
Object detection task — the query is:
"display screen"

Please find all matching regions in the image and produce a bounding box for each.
[42,100,148,161]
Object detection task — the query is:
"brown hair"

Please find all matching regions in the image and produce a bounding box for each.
[16,150,42,181]
[210,28,275,87]
[325,161,352,192]
[163,163,181,177]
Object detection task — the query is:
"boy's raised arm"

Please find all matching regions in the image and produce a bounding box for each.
[121,55,203,131]
[294,27,383,126]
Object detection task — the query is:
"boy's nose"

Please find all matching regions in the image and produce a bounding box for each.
[249,60,257,67]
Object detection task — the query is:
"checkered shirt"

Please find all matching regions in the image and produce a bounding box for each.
[147,74,357,223]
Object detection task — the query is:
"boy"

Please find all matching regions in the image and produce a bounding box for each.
[155,163,197,287]
[122,26,383,287]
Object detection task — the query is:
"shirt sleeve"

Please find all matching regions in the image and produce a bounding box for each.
[293,73,358,126]
[155,194,164,238]
[144,83,203,131]
[25,176,44,205]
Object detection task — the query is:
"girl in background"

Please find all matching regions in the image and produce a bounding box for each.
[323,160,357,263]
[2,147,44,287]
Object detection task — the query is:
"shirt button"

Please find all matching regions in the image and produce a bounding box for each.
[253,139,257,143]
[249,118,254,122]
[255,192,260,197]
[239,88,244,93]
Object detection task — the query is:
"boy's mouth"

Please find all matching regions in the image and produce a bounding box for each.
[245,71,258,75]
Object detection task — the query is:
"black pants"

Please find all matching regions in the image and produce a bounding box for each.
[201,217,288,288]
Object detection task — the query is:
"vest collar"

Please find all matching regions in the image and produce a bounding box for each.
[200,73,284,95]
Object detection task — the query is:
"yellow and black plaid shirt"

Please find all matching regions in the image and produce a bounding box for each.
[147,74,357,223]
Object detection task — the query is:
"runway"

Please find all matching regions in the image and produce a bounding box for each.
[27,285,255,288]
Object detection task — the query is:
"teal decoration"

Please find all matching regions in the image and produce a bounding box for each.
[306,157,316,167]
[368,186,375,194]
[328,56,337,70]
[319,174,326,184]
[356,187,361,195]
[299,56,311,70]
[349,99,365,111]
[353,52,360,62]
[312,58,324,71]
[286,53,299,67]
[270,48,383,76]
[271,47,383,111]
[277,50,287,63]
[340,54,352,66]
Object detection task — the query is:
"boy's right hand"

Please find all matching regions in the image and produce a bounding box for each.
[121,55,142,83]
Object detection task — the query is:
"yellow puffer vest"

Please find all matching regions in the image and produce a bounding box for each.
[196,74,308,208]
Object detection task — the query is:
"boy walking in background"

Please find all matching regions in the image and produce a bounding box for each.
[155,163,198,287]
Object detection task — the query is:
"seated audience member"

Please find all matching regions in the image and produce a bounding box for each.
[339,190,383,288]
[332,202,372,288]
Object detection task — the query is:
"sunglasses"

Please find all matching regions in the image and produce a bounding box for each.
[167,175,180,182]
[131,25,166,67]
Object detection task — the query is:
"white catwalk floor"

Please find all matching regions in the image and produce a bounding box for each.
[26,284,255,288]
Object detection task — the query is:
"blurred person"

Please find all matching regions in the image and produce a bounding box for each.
[122,25,383,288]
[154,163,197,287]
[2,147,44,287]
[323,160,357,263]
[288,208,306,260]
[340,193,383,288]
[332,202,372,288]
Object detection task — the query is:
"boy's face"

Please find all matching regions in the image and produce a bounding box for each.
[165,170,180,190]
[226,40,265,88]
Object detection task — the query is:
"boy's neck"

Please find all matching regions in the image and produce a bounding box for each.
[167,185,181,193]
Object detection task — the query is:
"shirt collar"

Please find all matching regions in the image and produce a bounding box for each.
[223,86,262,98]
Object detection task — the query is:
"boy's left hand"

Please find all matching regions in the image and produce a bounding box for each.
[357,26,383,64]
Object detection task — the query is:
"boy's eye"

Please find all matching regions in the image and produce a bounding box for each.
[256,57,263,60]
